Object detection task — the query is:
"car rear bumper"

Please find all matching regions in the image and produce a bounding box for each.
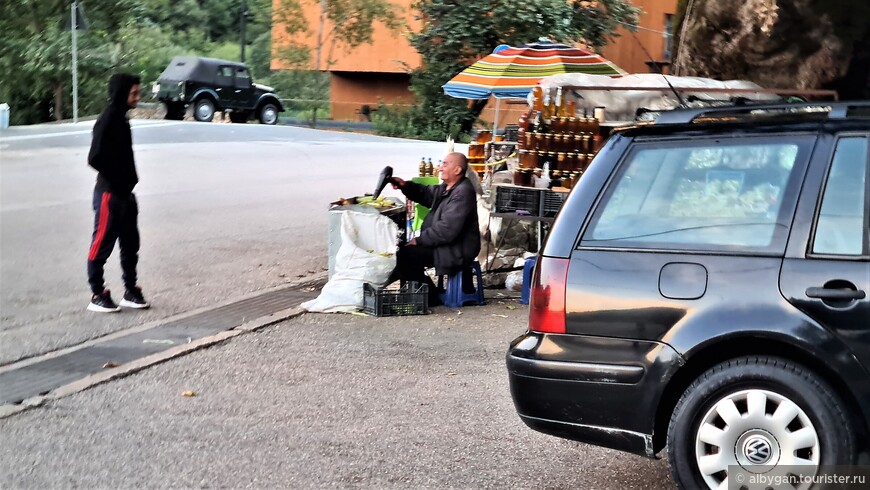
[506,332,683,458]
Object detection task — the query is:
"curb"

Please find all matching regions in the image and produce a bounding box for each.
[0,277,324,419]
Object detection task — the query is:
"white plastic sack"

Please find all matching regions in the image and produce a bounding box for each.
[505,271,523,292]
[302,211,398,313]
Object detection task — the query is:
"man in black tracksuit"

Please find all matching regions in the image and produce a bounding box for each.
[390,152,481,305]
[86,73,150,312]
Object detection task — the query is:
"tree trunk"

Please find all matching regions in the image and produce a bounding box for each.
[460,99,489,135]
[315,0,327,71]
[54,83,64,122]
[674,0,869,99]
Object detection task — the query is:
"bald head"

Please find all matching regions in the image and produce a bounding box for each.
[449,152,469,174]
[439,152,468,188]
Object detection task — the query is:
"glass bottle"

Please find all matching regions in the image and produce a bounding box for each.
[590,117,600,136]
[531,86,544,113]
[581,134,591,154]
[518,112,530,131]
[551,170,562,188]
[531,111,542,133]
[547,88,556,121]
[577,153,588,171]
[554,87,564,118]
[542,91,552,122]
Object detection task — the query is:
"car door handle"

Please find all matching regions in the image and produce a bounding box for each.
[805,287,866,300]
[235,90,241,93]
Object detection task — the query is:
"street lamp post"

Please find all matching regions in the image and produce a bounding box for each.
[69,1,88,123]
[71,1,79,123]
[240,1,251,63]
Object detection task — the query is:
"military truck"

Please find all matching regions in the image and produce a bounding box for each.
[152,56,284,124]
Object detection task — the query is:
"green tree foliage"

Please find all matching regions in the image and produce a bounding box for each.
[393,0,639,140]
[0,0,123,123]
[0,0,279,124]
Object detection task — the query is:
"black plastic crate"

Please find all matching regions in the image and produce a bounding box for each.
[363,281,429,317]
[541,189,569,217]
[495,185,542,216]
[503,124,520,142]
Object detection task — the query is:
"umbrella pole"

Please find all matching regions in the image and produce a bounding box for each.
[492,98,500,143]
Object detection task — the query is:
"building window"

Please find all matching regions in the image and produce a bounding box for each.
[663,14,674,61]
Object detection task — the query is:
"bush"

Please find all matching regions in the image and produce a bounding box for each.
[262,70,329,122]
[372,103,471,142]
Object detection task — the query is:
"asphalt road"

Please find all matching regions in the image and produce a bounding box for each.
[0,298,673,489]
[0,120,446,365]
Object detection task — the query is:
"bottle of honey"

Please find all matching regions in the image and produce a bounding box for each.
[518,112,530,132]
[554,87,564,118]
[546,87,561,121]
[541,91,551,121]
[531,86,544,113]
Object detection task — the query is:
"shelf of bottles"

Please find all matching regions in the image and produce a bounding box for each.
[467,130,493,175]
[514,86,604,188]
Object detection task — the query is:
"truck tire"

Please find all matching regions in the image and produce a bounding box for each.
[258,103,278,125]
[194,98,215,122]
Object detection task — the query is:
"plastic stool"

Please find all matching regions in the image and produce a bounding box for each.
[439,261,485,308]
[520,257,536,305]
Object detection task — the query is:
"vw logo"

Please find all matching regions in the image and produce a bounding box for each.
[743,436,773,464]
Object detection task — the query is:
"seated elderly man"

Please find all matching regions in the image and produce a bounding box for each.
[390,152,481,305]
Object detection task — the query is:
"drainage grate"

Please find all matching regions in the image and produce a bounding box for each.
[0,286,317,405]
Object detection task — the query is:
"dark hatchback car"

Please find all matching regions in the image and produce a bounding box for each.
[507,102,870,489]
[153,56,284,124]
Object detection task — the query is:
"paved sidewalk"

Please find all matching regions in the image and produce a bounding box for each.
[0,291,672,489]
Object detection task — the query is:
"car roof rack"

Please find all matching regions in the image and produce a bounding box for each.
[653,101,870,125]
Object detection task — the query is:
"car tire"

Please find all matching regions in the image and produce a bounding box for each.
[229,111,249,124]
[194,98,215,122]
[667,356,854,490]
[258,103,278,125]
[165,102,185,120]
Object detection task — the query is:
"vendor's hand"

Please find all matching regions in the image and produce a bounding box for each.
[405,238,417,246]
[391,177,406,189]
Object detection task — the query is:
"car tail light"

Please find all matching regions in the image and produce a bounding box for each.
[528,256,569,334]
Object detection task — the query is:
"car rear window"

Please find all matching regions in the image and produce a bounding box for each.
[581,135,816,253]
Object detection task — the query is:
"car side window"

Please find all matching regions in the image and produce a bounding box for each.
[812,136,869,256]
[235,68,251,88]
[582,136,814,253]
[218,66,234,78]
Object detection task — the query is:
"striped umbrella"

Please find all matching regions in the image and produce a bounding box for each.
[442,41,626,100]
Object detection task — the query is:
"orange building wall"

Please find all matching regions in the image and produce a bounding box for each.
[602,0,677,75]
[271,0,421,72]
[330,72,415,120]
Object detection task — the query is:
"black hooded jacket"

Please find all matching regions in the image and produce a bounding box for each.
[88,73,140,196]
